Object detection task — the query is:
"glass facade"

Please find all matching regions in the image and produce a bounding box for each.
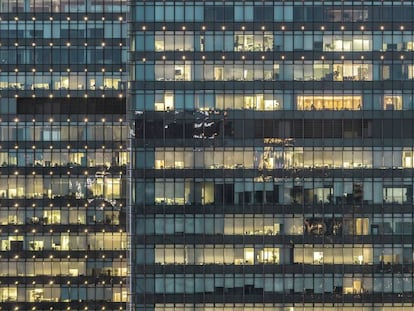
[129,1,414,311]
[0,1,128,310]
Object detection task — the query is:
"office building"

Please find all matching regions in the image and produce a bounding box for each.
[0,1,128,310]
[129,1,414,310]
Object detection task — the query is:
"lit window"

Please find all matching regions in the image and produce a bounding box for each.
[313,251,323,264]
[297,95,362,110]
[258,248,280,264]
[155,92,174,111]
[323,35,371,51]
[234,32,274,52]
[383,95,402,110]
[383,187,408,204]
[333,63,371,81]
[0,286,17,301]
[402,149,414,168]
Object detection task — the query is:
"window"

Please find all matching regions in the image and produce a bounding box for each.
[333,63,371,81]
[234,32,274,52]
[325,8,368,22]
[205,6,234,22]
[383,187,408,204]
[42,129,61,141]
[323,34,371,51]
[383,95,402,110]
[253,6,274,21]
[155,92,174,111]
[403,149,414,168]
[297,95,362,110]
[155,32,194,51]
[258,248,280,264]
[313,251,324,264]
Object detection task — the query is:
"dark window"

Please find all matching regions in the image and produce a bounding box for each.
[296,6,325,21]
[279,121,292,138]
[243,120,255,139]
[266,185,279,203]
[402,120,413,139]
[383,119,394,139]
[313,7,323,21]
[205,6,234,22]
[304,120,313,138]
[60,29,85,38]
[254,120,263,138]
[89,28,104,37]
[29,30,43,38]
[69,49,85,64]
[165,120,184,138]
[35,48,51,64]
[333,120,342,138]
[253,6,274,21]
[263,120,274,137]
[370,6,381,21]
[293,7,304,21]
[215,184,234,204]
[323,120,334,138]
[17,98,125,115]
[223,120,233,137]
[304,7,314,21]
[144,120,164,139]
[363,120,372,138]
[293,120,303,138]
[313,120,322,138]
[382,6,393,21]
[4,30,24,38]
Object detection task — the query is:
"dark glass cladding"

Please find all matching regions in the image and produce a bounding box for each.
[135,117,414,139]
[17,97,126,114]
[130,1,414,311]
[202,5,414,22]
